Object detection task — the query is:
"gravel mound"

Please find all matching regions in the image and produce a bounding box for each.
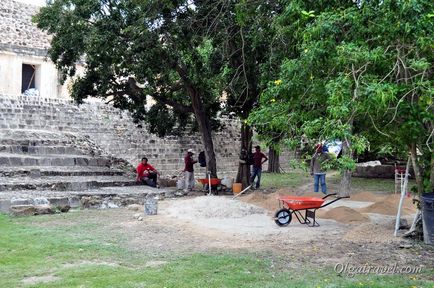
[166,196,266,219]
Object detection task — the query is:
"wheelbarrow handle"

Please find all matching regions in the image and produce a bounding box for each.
[322,193,337,199]
[319,194,350,208]
[322,193,350,200]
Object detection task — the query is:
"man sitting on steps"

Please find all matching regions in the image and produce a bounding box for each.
[136,157,160,188]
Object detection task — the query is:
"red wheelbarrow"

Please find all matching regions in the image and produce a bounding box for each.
[274,193,349,227]
[197,178,222,194]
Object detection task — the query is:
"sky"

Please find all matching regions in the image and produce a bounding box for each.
[15,0,46,6]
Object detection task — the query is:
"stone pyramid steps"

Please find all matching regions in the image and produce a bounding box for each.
[0,128,143,213]
[0,166,125,177]
[0,153,112,167]
[0,144,86,155]
[0,175,136,191]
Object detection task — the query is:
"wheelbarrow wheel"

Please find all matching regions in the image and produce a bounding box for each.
[274,209,292,226]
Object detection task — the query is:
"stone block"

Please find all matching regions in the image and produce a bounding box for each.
[127,204,142,211]
[159,178,177,187]
[80,196,103,208]
[11,198,34,205]
[68,197,80,208]
[74,157,89,166]
[0,200,11,213]
[9,157,23,166]
[33,197,49,205]
[10,205,37,216]
[0,157,10,165]
[34,205,55,215]
[29,169,41,178]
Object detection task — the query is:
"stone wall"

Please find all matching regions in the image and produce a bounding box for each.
[0,94,298,178]
[0,94,242,178]
[0,0,50,52]
[0,0,297,179]
[0,0,75,98]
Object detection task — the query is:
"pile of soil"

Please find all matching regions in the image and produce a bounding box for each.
[275,188,321,198]
[241,191,282,212]
[360,195,417,216]
[344,223,400,243]
[166,196,266,219]
[349,191,385,202]
[317,206,370,224]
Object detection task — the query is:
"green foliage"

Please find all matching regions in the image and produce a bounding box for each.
[249,0,433,188]
[34,0,225,136]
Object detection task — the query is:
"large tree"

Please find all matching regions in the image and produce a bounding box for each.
[209,0,284,187]
[250,0,433,196]
[35,0,228,177]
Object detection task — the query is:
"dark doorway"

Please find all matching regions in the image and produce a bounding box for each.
[21,64,36,93]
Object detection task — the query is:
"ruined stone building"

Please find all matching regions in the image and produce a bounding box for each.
[0,0,71,97]
[0,1,296,214]
[0,0,242,204]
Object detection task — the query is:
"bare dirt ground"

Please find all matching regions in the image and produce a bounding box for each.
[27,187,433,276]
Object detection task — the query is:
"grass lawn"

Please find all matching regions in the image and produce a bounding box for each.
[1,213,433,288]
[260,170,404,195]
[260,170,311,190]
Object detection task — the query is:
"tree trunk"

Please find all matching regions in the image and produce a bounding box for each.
[188,88,218,178]
[409,143,424,195]
[176,62,218,178]
[339,139,352,197]
[236,123,253,188]
[193,101,217,178]
[268,146,280,173]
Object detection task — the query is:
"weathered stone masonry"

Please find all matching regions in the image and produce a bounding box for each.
[0,94,242,177]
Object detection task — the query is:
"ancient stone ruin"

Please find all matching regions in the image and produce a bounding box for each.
[0,94,245,214]
[0,1,295,215]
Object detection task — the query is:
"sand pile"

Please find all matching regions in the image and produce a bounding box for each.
[317,206,369,224]
[275,188,321,198]
[241,191,282,211]
[344,223,400,243]
[360,196,417,215]
[166,196,266,219]
[350,191,385,202]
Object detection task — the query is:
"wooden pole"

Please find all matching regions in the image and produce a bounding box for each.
[395,156,411,236]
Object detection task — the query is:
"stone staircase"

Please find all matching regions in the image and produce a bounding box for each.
[0,128,159,214]
[0,95,241,177]
[0,93,245,215]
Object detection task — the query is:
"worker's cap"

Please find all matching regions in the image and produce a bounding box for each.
[187,149,195,154]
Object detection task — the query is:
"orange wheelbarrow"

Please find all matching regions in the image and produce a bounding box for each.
[197,178,222,194]
[274,193,349,227]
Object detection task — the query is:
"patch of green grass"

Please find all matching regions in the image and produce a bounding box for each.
[261,170,311,189]
[261,170,413,195]
[1,213,433,288]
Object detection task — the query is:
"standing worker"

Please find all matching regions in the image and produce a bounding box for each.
[310,144,330,194]
[184,149,197,193]
[250,145,268,189]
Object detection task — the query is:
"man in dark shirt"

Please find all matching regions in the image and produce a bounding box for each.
[250,146,268,189]
[136,157,160,187]
[184,149,197,192]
